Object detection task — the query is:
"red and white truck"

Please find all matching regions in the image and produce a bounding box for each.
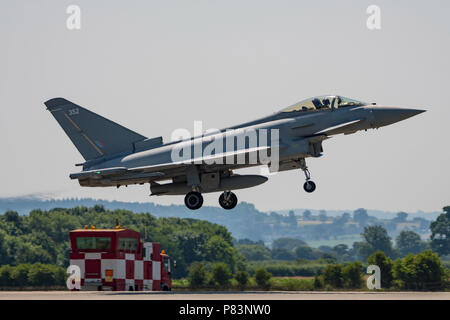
[69,226,172,291]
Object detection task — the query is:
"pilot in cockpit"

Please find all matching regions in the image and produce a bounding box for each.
[312,98,322,109]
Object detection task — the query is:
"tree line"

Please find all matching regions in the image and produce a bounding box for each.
[0,205,449,289]
[182,250,449,291]
[0,205,245,280]
[317,250,449,290]
[236,227,431,263]
[0,263,66,288]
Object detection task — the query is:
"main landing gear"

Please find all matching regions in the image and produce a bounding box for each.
[184,190,238,210]
[299,158,316,193]
[218,191,238,210]
[184,191,203,210]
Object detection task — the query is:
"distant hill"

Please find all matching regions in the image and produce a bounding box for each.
[0,196,442,245]
[277,209,441,221]
[0,196,272,242]
[0,195,212,217]
[0,196,440,220]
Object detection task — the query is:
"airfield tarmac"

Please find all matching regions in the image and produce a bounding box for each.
[1,291,449,300]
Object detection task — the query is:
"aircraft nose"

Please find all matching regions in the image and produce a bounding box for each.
[371,107,426,128]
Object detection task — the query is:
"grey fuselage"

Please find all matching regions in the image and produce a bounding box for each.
[79,103,419,189]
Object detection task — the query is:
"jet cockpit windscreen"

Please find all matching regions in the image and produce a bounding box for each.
[280,95,367,113]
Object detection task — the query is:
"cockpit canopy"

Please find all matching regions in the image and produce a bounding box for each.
[280,95,367,113]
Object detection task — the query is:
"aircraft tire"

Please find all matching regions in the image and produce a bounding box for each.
[303,181,316,193]
[184,191,203,210]
[219,192,238,210]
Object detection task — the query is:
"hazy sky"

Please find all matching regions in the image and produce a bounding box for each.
[0,0,449,213]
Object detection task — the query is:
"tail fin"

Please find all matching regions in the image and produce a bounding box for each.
[44,98,147,161]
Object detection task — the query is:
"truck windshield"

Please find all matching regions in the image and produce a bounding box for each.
[76,237,111,250]
[118,238,138,252]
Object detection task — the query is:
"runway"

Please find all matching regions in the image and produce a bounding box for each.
[1,291,449,300]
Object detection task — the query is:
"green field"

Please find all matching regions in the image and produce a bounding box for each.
[172,277,316,291]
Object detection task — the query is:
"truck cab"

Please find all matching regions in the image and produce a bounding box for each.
[69,226,171,291]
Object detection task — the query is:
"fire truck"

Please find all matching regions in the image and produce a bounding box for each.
[69,225,172,291]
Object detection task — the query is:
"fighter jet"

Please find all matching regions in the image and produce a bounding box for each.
[45,95,425,210]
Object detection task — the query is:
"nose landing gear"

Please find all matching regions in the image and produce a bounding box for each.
[303,180,316,193]
[299,158,316,193]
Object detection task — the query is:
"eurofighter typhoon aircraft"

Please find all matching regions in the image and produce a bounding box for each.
[45,96,424,210]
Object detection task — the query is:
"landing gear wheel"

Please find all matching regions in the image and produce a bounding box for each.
[298,158,316,193]
[303,181,316,193]
[219,192,238,210]
[184,191,203,210]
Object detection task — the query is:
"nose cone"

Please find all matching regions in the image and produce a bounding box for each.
[372,107,426,128]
